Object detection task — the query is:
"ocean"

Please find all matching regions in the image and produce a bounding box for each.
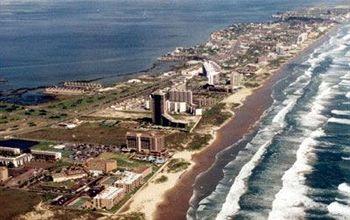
[188,23,350,219]
[0,0,346,104]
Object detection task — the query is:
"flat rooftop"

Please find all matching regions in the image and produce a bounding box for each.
[94,186,124,200]
[114,171,142,185]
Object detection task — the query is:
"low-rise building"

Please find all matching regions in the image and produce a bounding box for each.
[114,171,143,193]
[52,166,88,183]
[0,166,9,182]
[0,153,33,167]
[0,146,21,156]
[133,166,153,179]
[31,150,62,161]
[52,172,87,183]
[93,186,125,210]
[6,168,42,187]
[85,158,117,174]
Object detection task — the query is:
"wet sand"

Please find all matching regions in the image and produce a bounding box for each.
[155,69,281,220]
[154,28,336,220]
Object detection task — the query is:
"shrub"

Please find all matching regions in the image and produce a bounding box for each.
[154,175,168,184]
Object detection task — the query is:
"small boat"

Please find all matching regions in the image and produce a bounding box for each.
[0,78,6,83]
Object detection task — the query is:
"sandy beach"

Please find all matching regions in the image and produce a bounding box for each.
[121,150,194,219]
[121,27,337,219]
[121,85,254,219]
[153,26,337,220]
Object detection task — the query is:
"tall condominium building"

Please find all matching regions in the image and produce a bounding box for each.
[230,71,243,90]
[126,132,165,153]
[168,89,193,105]
[150,90,189,128]
[150,90,167,125]
[202,60,220,85]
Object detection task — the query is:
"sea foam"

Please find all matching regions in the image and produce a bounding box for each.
[328,117,350,126]
[215,140,272,220]
[338,183,350,195]
[268,130,323,220]
[328,202,350,217]
[331,110,350,116]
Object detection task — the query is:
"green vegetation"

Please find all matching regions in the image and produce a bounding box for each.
[19,122,128,146]
[188,133,212,151]
[41,180,76,189]
[27,121,37,127]
[55,159,73,169]
[269,57,287,68]
[116,212,145,220]
[99,152,149,169]
[0,188,41,219]
[0,102,23,113]
[231,102,241,110]
[200,103,231,127]
[47,207,103,220]
[165,131,191,150]
[244,81,260,88]
[154,175,168,184]
[32,142,73,158]
[32,141,55,150]
[167,158,191,173]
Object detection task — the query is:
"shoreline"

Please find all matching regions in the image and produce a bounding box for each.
[0,59,180,105]
[153,24,338,220]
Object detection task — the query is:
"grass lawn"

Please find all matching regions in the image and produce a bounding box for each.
[98,152,149,169]
[187,133,212,151]
[19,123,128,146]
[31,142,73,158]
[167,158,191,173]
[41,180,76,189]
[0,188,41,219]
[199,103,232,127]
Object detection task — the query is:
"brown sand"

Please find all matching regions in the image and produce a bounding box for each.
[154,26,336,220]
[155,71,280,220]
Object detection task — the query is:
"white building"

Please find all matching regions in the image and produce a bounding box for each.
[0,153,33,167]
[276,43,286,55]
[297,33,308,45]
[230,72,244,89]
[93,186,125,210]
[0,146,21,155]
[167,101,187,113]
[202,60,221,85]
[52,173,87,183]
[194,108,203,116]
[31,150,62,160]
[114,171,143,193]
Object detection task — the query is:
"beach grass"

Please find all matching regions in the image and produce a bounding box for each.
[167,158,191,173]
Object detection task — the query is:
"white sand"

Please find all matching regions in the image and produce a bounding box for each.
[122,150,195,220]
